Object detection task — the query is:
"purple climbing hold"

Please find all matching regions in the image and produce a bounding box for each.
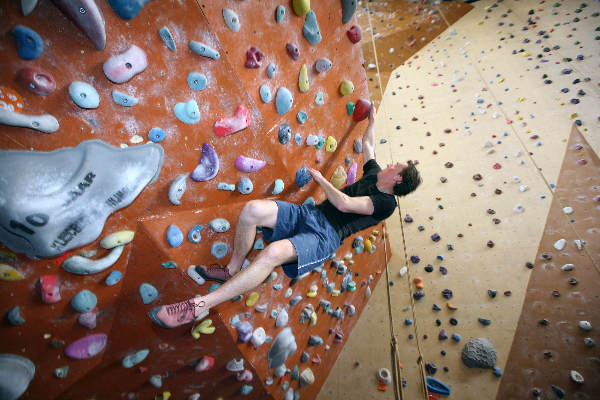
[413,290,425,300]
[191,143,219,182]
[410,255,420,264]
[439,330,448,340]
[245,46,264,68]
[431,233,441,242]
[235,155,266,173]
[439,266,448,275]
[64,333,107,359]
[441,289,453,299]
[314,58,332,73]
[404,214,413,223]
[237,321,253,343]
[296,166,312,188]
[286,43,300,60]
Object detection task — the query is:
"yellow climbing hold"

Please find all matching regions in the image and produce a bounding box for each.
[372,230,379,236]
[331,289,340,297]
[570,113,578,119]
[0,264,24,281]
[517,96,525,102]
[299,64,309,93]
[364,239,372,253]
[330,165,347,189]
[293,0,310,16]
[246,291,259,307]
[192,319,215,338]
[339,80,354,96]
[498,78,505,83]
[523,52,530,57]
[100,230,135,249]
[307,285,317,298]
[326,136,337,152]
[154,392,171,400]
[310,311,317,326]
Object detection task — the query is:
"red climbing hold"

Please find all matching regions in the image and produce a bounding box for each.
[195,355,215,372]
[346,25,362,44]
[245,46,264,68]
[492,163,502,170]
[40,274,61,304]
[353,99,371,122]
[214,105,251,137]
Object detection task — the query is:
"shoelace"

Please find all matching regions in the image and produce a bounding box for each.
[166,300,193,316]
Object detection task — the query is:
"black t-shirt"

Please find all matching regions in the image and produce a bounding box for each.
[317,159,397,243]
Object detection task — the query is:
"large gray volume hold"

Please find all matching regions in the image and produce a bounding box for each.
[0,140,164,259]
[461,338,497,369]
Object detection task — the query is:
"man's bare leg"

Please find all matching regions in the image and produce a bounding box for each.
[224,200,278,275]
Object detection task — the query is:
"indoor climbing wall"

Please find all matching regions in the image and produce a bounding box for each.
[0,1,391,399]
[322,0,600,399]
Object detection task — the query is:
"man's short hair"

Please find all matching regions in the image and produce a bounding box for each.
[393,160,422,196]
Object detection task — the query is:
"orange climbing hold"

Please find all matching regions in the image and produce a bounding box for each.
[447,302,458,310]
[214,105,251,137]
[413,277,424,289]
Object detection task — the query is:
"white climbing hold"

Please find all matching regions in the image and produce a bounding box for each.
[399,266,407,277]
[562,206,573,214]
[519,185,529,192]
[0,108,59,133]
[570,370,584,384]
[574,239,583,250]
[62,246,124,275]
[251,327,266,349]
[226,358,244,372]
[561,264,574,271]
[377,368,391,385]
[553,239,566,251]
[276,308,288,328]
[514,204,524,213]
[187,265,206,286]
[578,321,592,331]
[366,286,371,298]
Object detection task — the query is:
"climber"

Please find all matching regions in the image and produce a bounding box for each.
[149,106,422,328]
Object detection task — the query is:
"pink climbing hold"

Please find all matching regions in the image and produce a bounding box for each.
[492,163,502,170]
[17,66,56,95]
[245,46,264,68]
[347,162,357,185]
[236,369,253,383]
[353,99,372,122]
[195,355,215,372]
[103,45,148,83]
[346,25,362,44]
[214,105,251,137]
[40,274,61,304]
[64,333,107,359]
[235,155,266,172]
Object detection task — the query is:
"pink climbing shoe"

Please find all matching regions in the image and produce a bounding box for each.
[149,299,204,329]
[195,264,233,283]
[214,105,251,137]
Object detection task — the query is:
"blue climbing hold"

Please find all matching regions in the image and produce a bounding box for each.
[254,238,264,250]
[294,133,302,146]
[12,25,44,60]
[69,81,100,109]
[209,283,221,293]
[7,306,25,326]
[71,289,97,313]
[404,318,413,326]
[187,72,207,91]
[297,111,308,124]
[303,197,315,206]
[273,179,284,194]
[166,224,184,247]
[276,87,293,114]
[238,177,253,194]
[159,26,176,52]
[278,123,292,144]
[426,376,450,396]
[108,0,152,20]
[315,92,324,105]
[148,127,165,143]
[275,5,285,23]
[106,270,123,286]
[240,384,253,395]
[266,63,276,79]
[451,333,461,342]
[492,366,502,377]
[139,282,158,304]
[174,100,201,124]
[296,166,312,187]
[217,182,235,191]
[112,91,139,107]
[302,10,322,45]
[432,304,441,311]
[187,224,204,243]
[260,85,272,103]
[189,41,220,60]
[211,242,228,259]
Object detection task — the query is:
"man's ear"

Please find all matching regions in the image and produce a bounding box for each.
[394,175,403,184]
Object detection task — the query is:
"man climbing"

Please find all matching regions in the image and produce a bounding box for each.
[149,107,422,328]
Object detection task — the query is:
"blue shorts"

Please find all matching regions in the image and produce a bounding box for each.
[262,201,341,279]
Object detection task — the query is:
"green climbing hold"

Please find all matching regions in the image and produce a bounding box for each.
[315,136,325,150]
[254,238,264,250]
[275,5,285,23]
[302,10,321,45]
[161,261,177,269]
[54,366,69,378]
[315,92,324,105]
[293,0,310,16]
[122,349,150,368]
[346,102,355,115]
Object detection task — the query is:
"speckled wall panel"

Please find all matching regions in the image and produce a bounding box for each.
[497,124,600,399]
[0,0,391,399]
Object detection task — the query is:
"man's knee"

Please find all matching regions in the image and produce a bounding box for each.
[240,200,263,223]
[240,200,277,227]
[261,240,296,265]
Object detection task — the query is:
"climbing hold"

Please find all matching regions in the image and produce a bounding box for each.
[297,111,308,124]
[21,0,38,16]
[211,242,228,259]
[266,63,277,79]
[166,225,184,247]
[53,0,106,50]
[189,41,220,60]
[292,0,310,16]
[296,166,312,187]
[308,335,323,346]
[192,355,215,373]
[276,87,294,114]
[295,133,303,146]
[579,320,592,331]
[237,369,253,383]
[191,143,219,182]
[570,370,584,384]
[290,296,302,306]
[215,105,251,136]
[106,270,122,286]
[330,166,347,189]
[65,333,107,359]
[54,366,69,379]
[353,99,371,122]
[346,102,355,115]
[103,45,147,83]
[0,264,24,281]
[268,327,297,369]
[254,238,264,250]
[245,46,264,68]
[174,100,201,124]
[62,245,124,275]
[139,282,158,304]
[17,67,56,96]
[341,0,356,23]
[260,85,272,103]
[149,375,162,388]
[462,338,497,369]
[226,358,244,372]
[222,9,240,32]
[158,26,176,52]
[148,127,165,143]
[187,72,207,91]
[326,136,337,152]
[69,81,100,109]
[209,218,230,233]
[298,64,309,92]
[426,376,450,396]
[279,123,292,144]
[107,0,151,20]
[112,90,138,107]
[553,238,566,251]
[0,354,36,400]
[12,25,43,60]
[276,308,288,328]
[168,174,188,205]
[191,319,215,338]
[238,177,254,194]
[347,163,357,185]
[353,139,362,153]
[101,230,134,249]
[246,292,259,307]
[237,321,253,343]
[217,183,235,191]
[273,179,284,195]
[300,368,314,387]
[315,58,332,73]
[240,385,253,395]
[306,135,318,146]
[302,11,321,45]
[377,368,391,385]
[71,289,97,313]
[492,367,502,377]
[347,25,361,43]
[275,5,285,23]
[122,349,149,368]
[286,43,300,60]
[315,92,324,105]
[187,265,205,286]
[339,80,354,95]
[7,306,25,326]
[235,155,266,172]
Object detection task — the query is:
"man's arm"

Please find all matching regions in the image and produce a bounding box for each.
[307,167,374,215]
[362,106,376,163]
